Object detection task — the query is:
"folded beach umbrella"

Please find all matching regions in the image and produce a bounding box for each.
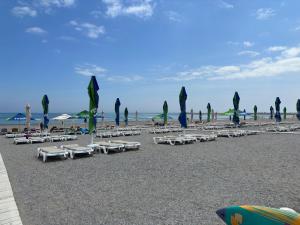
[207,103,211,122]
[135,110,138,122]
[163,100,168,126]
[283,107,287,120]
[178,87,187,128]
[124,107,128,126]
[25,104,31,130]
[88,76,99,137]
[190,109,193,122]
[275,97,281,123]
[297,99,300,120]
[232,91,240,126]
[216,205,300,225]
[270,106,274,120]
[115,98,121,127]
[42,95,49,129]
[199,110,202,122]
[254,105,258,120]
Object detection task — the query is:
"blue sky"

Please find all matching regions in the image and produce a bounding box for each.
[1,0,300,113]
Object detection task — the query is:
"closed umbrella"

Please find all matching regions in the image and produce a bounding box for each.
[283,107,287,120]
[25,104,31,131]
[232,91,240,126]
[190,109,193,123]
[88,76,99,143]
[135,111,138,122]
[124,107,128,126]
[207,103,211,122]
[178,86,187,128]
[270,106,274,120]
[115,98,121,127]
[297,99,300,120]
[42,95,49,130]
[254,105,258,121]
[275,97,281,123]
[199,110,202,122]
[163,100,168,126]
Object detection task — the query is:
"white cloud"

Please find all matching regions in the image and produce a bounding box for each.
[38,0,76,8]
[256,8,276,20]
[75,64,143,82]
[160,45,300,81]
[267,46,287,52]
[75,64,107,77]
[165,11,183,22]
[218,0,234,9]
[238,50,260,57]
[293,26,300,31]
[243,41,254,47]
[11,6,37,17]
[103,0,154,18]
[90,10,102,18]
[25,27,47,35]
[107,75,143,82]
[69,20,105,39]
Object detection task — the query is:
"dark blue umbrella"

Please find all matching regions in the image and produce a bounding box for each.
[115,98,121,126]
[275,97,281,122]
[178,87,187,128]
[42,95,49,129]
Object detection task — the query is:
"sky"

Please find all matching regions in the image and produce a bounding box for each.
[1,0,300,113]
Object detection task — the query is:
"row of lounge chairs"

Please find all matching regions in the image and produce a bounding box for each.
[153,133,217,145]
[14,135,78,144]
[214,130,259,138]
[96,130,141,138]
[37,140,141,162]
[266,125,300,132]
[148,128,183,134]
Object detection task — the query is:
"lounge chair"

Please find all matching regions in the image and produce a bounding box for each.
[60,135,78,141]
[0,128,8,135]
[183,134,217,142]
[88,141,125,154]
[49,135,64,142]
[110,140,141,150]
[37,146,68,162]
[30,137,45,144]
[14,137,31,144]
[11,128,18,133]
[61,144,93,159]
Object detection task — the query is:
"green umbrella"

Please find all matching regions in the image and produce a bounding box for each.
[77,110,89,128]
[223,108,234,116]
[207,103,211,122]
[124,107,128,126]
[163,100,168,126]
[88,76,99,138]
[254,105,257,121]
[152,114,173,121]
[283,107,287,120]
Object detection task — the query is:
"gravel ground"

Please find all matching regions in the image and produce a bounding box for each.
[0,130,299,225]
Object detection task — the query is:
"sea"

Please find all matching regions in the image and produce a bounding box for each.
[0,112,275,126]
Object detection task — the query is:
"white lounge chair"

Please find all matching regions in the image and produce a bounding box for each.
[182,134,217,142]
[110,140,141,150]
[61,144,93,159]
[89,141,125,154]
[37,146,68,162]
[49,135,64,142]
[30,137,45,143]
[60,135,78,141]
[13,137,31,144]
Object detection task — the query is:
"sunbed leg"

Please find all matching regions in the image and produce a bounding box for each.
[43,153,47,162]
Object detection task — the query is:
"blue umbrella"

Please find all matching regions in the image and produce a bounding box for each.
[178,86,187,128]
[7,113,35,131]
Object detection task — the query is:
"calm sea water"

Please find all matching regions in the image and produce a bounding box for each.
[0,112,274,126]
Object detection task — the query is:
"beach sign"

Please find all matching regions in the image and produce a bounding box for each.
[216,205,300,225]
